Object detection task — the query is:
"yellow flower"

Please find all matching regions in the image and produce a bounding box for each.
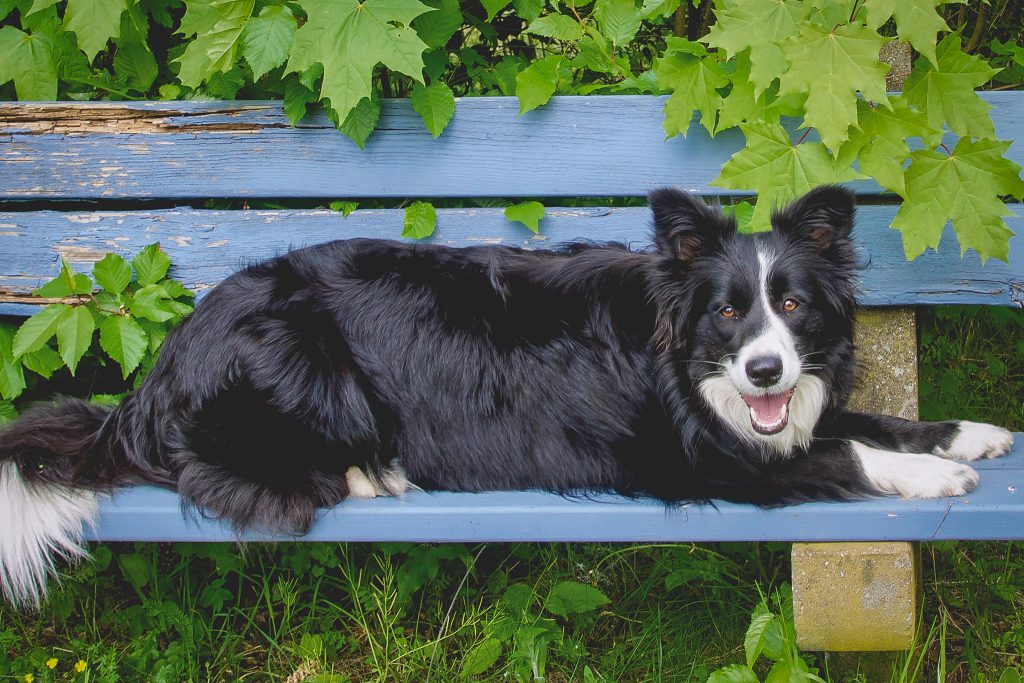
[24,675,34,683]
[74,660,87,673]
[46,658,58,669]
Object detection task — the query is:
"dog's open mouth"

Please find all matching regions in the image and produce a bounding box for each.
[740,389,795,435]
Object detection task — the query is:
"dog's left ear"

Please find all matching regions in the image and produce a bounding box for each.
[649,188,733,262]
[773,185,855,252]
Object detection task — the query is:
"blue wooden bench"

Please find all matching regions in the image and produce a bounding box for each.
[1,94,1022,652]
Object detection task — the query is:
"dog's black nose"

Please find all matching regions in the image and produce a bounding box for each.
[746,355,783,387]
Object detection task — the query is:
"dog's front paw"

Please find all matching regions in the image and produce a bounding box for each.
[936,421,1014,461]
[853,443,979,499]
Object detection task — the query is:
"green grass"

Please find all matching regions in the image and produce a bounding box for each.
[2,306,1022,682]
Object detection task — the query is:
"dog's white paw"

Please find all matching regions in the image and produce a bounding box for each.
[852,442,979,499]
[935,421,1014,462]
[345,467,378,498]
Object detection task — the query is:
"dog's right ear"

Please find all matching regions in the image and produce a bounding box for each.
[649,188,732,263]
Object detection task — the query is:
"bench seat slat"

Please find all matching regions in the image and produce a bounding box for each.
[1,205,1021,308]
[83,439,1024,543]
[1,93,1021,200]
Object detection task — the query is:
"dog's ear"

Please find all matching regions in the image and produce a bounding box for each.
[773,185,855,252]
[649,188,732,262]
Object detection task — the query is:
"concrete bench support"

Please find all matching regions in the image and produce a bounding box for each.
[792,309,920,650]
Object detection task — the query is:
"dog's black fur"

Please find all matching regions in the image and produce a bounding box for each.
[0,187,977,540]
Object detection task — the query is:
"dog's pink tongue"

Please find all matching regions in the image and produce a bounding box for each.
[745,393,788,423]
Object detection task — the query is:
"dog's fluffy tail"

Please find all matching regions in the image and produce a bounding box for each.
[0,398,166,608]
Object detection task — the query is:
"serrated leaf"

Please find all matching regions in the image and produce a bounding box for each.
[657,51,727,138]
[512,0,542,21]
[526,14,583,41]
[13,304,68,357]
[132,243,171,287]
[130,284,176,322]
[505,201,545,233]
[100,315,148,378]
[892,138,1024,262]
[0,326,26,401]
[904,33,1000,141]
[703,0,808,97]
[0,26,57,100]
[286,0,431,123]
[413,0,462,49]
[544,581,610,617]
[283,76,316,125]
[516,54,561,114]
[712,121,864,230]
[20,345,63,379]
[411,81,455,137]
[480,0,511,20]
[175,0,255,88]
[594,0,641,45]
[744,602,774,667]
[776,21,890,152]
[862,0,948,66]
[0,400,16,425]
[56,305,95,376]
[94,253,133,294]
[716,52,805,134]
[641,0,679,19]
[462,638,502,678]
[241,5,296,80]
[337,95,382,149]
[63,0,129,61]
[329,200,358,216]
[707,665,760,683]
[114,38,158,92]
[403,201,436,239]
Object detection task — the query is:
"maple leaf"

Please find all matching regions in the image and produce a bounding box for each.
[241,5,296,80]
[904,33,1000,142]
[703,0,808,97]
[287,0,431,122]
[175,0,254,88]
[836,97,939,197]
[712,122,864,231]
[716,51,805,134]
[0,26,57,100]
[891,138,1024,262]
[63,0,130,61]
[777,21,890,152]
[656,45,727,138]
[862,0,948,66]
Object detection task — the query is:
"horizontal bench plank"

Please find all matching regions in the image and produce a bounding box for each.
[84,438,1024,543]
[1,205,1021,308]
[1,93,1021,200]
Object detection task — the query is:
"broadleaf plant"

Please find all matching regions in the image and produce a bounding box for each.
[0,0,1021,261]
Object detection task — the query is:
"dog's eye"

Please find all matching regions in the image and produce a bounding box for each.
[36,463,45,473]
[720,305,738,319]
[782,298,799,313]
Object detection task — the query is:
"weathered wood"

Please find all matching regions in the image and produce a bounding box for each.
[86,446,1024,542]
[1,205,1021,309]
[1,93,1021,200]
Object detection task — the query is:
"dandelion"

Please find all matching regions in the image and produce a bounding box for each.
[74,661,87,673]
[46,659,58,669]
[24,675,34,683]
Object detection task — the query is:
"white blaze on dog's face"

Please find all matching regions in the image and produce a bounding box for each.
[649,186,858,456]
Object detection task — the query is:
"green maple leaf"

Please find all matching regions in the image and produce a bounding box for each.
[657,49,726,138]
[100,315,148,379]
[0,26,57,100]
[904,33,1000,142]
[403,201,436,239]
[283,75,317,125]
[63,0,130,61]
[703,0,808,97]
[891,138,1024,262]
[862,0,948,66]
[175,0,254,88]
[241,5,296,80]
[287,0,431,123]
[716,52,804,134]
[411,81,455,137]
[505,201,545,233]
[837,97,939,197]
[777,21,890,152]
[712,122,864,231]
[114,38,159,92]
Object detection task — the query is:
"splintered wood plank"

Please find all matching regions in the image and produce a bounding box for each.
[1,205,1021,308]
[1,93,1021,199]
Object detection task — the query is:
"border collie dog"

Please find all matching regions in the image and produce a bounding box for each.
[0,186,1013,606]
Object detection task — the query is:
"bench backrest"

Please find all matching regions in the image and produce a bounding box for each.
[1,94,1021,312]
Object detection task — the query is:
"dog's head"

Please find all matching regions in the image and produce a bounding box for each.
[649,186,858,455]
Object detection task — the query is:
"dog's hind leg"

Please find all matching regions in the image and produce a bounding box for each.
[171,313,389,534]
